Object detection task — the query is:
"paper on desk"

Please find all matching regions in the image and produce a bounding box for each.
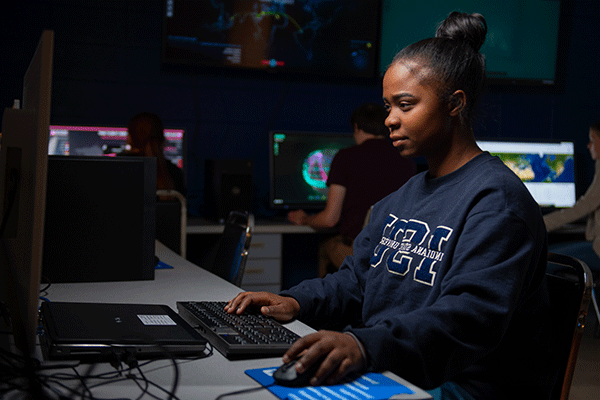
[245,367,414,400]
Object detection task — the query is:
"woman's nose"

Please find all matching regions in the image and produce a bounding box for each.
[385,112,398,128]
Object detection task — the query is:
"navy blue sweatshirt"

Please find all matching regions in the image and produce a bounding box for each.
[281,152,558,399]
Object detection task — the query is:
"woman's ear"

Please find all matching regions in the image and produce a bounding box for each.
[448,90,466,116]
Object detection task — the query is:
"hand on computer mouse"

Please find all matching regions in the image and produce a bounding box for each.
[281,330,366,386]
[273,357,322,387]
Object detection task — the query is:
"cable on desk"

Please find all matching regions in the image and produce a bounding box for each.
[2,340,214,399]
[37,357,180,400]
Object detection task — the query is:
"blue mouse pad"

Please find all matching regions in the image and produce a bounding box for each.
[245,367,414,400]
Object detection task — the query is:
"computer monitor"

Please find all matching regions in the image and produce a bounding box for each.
[269,130,356,210]
[477,139,576,209]
[379,0,564,86]
[161,0,382,79]
[48,125,186,168]
[0,30,54,357]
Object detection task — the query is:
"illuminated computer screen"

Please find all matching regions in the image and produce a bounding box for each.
[162,0,382,79]
[269,130,356,210]
[379,0,563,86]
[477,140,576,208]
[48,125,185,168]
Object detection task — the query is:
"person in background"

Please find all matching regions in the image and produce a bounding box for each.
[544,122,600,273]
[287,102,417,277]
[123,112,186,195]
[227,12,556,400]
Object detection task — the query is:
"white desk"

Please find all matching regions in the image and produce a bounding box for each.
[34,241,431,399]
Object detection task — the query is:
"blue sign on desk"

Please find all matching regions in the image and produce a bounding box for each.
[245,366,414,400]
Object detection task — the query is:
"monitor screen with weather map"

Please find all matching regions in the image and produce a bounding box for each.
[477,140,576,208]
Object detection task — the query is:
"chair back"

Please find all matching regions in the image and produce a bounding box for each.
[208,210,254,286]
[156,190,187,257]
[546,252,593,400]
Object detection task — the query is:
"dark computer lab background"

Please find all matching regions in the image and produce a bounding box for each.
[1,1,599,218]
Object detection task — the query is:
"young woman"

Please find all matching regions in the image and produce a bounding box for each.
[226,12,554,400]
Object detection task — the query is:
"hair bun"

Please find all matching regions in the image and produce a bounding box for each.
[435,12,487,52]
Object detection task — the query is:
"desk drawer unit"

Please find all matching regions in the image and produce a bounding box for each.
[241,233,282,293]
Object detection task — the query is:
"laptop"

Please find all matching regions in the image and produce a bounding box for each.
[39,302,207,362]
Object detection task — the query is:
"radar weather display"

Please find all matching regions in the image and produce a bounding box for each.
[302,147,339,199]
[163,0,380,77]
[270,131,355,209]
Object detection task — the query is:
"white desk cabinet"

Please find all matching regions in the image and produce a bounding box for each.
[241,233,282,292]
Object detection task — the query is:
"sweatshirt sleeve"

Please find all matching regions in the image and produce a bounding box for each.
[279,227,374,330]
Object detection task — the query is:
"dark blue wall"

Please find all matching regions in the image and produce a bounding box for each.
[2,1,599,217]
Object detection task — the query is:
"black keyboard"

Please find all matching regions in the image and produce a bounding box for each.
[177,301,300,359]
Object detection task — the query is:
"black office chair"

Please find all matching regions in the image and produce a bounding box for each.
[546,252,593,400]
[156,190,187,257]
[204,210,254,287]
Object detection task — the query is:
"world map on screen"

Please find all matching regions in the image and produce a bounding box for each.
[495,153,575,183]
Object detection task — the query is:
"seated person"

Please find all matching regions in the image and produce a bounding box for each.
[122,112,186,195]
[227,12,556,400]
[287,103,417,277]
[544,121,600,269]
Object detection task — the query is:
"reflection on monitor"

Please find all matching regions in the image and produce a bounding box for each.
[162,0,382,78]
[477,140,576,208]
[48,125,185,168]
[269,131,355,210]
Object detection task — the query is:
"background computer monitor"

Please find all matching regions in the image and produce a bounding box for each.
[48,125,186,169]
[269,130,355,210]
[0,30,53,357]
[379,0,564,86]
[161,0,382,79]
[477,139,576,209]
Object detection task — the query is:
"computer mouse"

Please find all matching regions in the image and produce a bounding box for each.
[272,358,321,387]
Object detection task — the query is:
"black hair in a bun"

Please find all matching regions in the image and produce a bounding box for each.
[435,12,487,52]
[390,12,488,130]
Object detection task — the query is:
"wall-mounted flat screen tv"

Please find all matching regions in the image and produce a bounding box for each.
[379,0,564,86]
[162,0,382,79]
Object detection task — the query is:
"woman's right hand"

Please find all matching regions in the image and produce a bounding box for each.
[224,291,300,322]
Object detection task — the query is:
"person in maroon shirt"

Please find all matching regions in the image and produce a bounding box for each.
[287,102,417,277]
